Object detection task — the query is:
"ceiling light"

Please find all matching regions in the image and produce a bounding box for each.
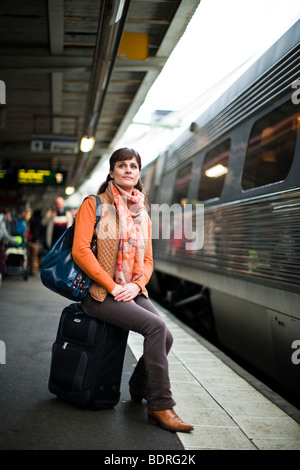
[65,186,75,195]
[80,136,95,153]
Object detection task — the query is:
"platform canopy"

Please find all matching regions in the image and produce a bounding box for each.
[0,0,200,209]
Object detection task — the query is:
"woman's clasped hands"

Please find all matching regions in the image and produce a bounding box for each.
[111,283,141,302]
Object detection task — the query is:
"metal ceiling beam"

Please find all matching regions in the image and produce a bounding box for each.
[0,56,92,73]
[114,57,168,71]
[48,0,64,54]
[0,56,167,73]
[51,73,63,134]
[48,0,64,135]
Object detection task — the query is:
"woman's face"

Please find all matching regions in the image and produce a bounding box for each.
[110,157,140,193]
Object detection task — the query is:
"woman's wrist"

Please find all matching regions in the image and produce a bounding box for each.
[132,282,142,294]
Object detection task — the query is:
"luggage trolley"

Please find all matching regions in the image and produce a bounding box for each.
[5,246,29,280]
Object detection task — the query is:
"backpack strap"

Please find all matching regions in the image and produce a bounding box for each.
[86,195,102,255]
[94,195,102,225]
[84,194,101,227]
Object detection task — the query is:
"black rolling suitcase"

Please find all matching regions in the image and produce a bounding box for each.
[48,303,129,409]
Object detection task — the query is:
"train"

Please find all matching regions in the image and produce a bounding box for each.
[141,20,300,403]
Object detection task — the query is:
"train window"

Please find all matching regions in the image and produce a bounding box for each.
[172,162,193,204]
[197,139,230,200]
[242,101,300,189]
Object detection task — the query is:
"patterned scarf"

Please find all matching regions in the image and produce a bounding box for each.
[109,181,146,285]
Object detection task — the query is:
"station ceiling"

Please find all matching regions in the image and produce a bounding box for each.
[0,0,200,210]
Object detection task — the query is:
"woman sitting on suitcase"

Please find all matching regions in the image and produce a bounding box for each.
[72,147,193,433]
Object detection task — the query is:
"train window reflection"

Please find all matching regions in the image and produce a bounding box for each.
[172,162,193,205]
[197,139,230,201]
[242,101,300,189]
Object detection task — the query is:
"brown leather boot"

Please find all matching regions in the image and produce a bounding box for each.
[148,409,194,433]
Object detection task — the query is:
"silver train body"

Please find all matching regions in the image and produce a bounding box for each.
[142,20,300,401]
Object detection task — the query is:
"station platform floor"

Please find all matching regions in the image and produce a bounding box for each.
[129,307,300,450]
[0,274,300,451]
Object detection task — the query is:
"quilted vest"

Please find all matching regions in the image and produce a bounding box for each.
[89,188,149,302]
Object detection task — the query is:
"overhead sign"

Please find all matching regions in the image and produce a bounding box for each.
[118,32,149,60]
[18,169,66,185]
[0,168,66,185]
[31,136,78,154]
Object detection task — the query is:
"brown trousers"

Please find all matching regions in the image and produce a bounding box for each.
[81,293,176,411]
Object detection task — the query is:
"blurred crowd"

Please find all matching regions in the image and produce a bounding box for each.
[0,197,74,283]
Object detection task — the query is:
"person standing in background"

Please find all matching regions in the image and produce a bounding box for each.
[13,207,28,247]
[0,208,20,279]
[42,197,73,249]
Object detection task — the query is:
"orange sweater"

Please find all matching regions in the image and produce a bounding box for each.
[72,194,153,300]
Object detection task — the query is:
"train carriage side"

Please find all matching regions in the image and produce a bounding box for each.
[143,20,300,402]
